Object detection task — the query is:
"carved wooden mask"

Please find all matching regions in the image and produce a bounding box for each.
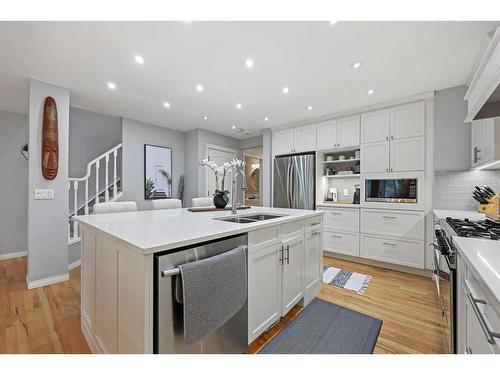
[42,96,58,180]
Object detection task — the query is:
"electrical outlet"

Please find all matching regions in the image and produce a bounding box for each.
[34,188,55,200]
[343,188,349,196]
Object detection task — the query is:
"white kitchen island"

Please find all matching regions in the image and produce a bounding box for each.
[75,206,324,354]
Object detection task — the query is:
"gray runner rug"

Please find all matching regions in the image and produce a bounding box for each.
[259,299,382,354]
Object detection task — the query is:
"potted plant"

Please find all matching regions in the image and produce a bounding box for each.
[201,158,245,208]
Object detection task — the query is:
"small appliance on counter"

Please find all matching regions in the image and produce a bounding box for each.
[353,184,360,204]
[472,185,499,219]
[325,187,338,202]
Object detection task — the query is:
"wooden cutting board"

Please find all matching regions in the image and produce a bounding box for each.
[188,206,252,212]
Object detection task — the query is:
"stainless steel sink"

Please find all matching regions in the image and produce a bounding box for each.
[214,213,287,224]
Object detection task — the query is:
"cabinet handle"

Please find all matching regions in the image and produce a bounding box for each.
[466,346,473,355]
[285,245,290,265]
[311,222,321,226]
[382,215,397,219]
[331,234,342,239]
[386,168,389,172]
[279,245,284,265]
[386,136,389,140]
[466,292,500,344]
[382,242,397,246]
[390,168,393,172]
[391,135,394,140]
[330,212,342,215]
[312,231,321,236]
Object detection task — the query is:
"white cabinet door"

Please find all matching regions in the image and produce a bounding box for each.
[323,230,359,257]
[361,209,425,240]
[304,230,322,294]
[273,128,294,155]
[322,207,360,232]
[390,102,425,140]
[281,236,304,315]
[338,115,360,147]
[248,243,282,343]
[317,120,338,150]
[465,296,496,354]
[482,118,495,164]
[360,234,424,269]
[294,124,317,152]
[471,120,483,168]
[361,141,389,173]
[361,109,390,144]
[390,136,425,172]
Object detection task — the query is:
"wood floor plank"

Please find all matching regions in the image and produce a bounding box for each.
[0,255,446,354]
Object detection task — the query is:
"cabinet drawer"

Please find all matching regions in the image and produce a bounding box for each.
[360,234,424,268]
[305,216,322,231]
[323,230,359,257]
[323,208,359,232]
[361,209,424,240]
[282,220,304,238]
[249,225,281,251]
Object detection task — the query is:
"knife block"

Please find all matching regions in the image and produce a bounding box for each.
[477,194,499,216]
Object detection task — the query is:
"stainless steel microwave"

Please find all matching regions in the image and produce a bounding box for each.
[365,178,417,203]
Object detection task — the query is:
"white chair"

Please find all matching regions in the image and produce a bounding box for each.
[93,201,138,214]
[192,197,214,207]
[151,198,182,210]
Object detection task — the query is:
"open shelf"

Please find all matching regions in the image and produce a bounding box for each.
[321,158,360,164]
[322,174,360,178]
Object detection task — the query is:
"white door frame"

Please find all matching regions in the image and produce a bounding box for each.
[242,150,263,206]
[205,143,238,196]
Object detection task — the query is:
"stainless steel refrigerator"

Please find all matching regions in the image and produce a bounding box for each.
[273,153,315,210]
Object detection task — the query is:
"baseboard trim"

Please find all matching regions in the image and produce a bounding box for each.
[81,317,100,354]
[324,251,433,278]
[26,272,69,290]
[0,251,27,260]
[68,259,81,271]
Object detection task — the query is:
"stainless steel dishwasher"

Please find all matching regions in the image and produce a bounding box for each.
[154,233,248,354]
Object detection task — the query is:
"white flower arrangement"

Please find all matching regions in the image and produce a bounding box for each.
[201,158,246,203]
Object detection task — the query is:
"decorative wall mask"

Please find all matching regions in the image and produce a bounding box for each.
[42,96,58,180]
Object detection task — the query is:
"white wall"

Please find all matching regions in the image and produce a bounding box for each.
[0,110,28,257]
[121,118,185,210]
[27,80,70,286]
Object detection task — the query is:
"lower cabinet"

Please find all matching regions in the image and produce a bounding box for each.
[360,234,424,269]
[248,243,283,342]
[323,230,359,257]
[247,217,323,344]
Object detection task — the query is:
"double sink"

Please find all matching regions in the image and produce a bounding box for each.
[214,213,287,224]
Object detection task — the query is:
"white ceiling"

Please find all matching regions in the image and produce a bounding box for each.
[0,21,498,138]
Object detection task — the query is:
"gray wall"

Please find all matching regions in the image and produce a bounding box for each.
[184,129,200,207]
[28,80,69,283]
[434,85,470,171]
[262,129,272,207]
[121,118,185,210]
[0,110,28,256]
[239,135,263,150]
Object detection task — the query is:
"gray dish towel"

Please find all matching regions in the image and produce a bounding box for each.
[178,245,247,345]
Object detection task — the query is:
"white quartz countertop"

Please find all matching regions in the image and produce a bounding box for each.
[453,236,500,307]
[75,206,323,254]
[433,209,486,221]
[316,203,360,209]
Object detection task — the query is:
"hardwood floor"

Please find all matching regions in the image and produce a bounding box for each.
[0,255,446,354]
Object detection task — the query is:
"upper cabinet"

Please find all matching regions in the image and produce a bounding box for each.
[471,118,498,169]
[361,102,425,144]
[316,115,360,150]
[361,109,390,143]
[390,101,425,139]
[273,125,316,155]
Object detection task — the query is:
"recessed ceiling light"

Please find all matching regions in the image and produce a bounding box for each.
[307,105,313,111]
[134,55,144,64]
[232,125,237,130]
[196,84,204,92]
[351,62,362,69]
[367,89,375,95]
[236,103,242,109]
[203,116,208,120]
[329,21,338,25]
[282,86,290,94]
[264,117,269,122]
[245,58,254,68]
[107,82,116,90]
[163,102,170,108]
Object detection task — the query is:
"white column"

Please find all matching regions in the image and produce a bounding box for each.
[105,154,110,202]
[113,149,118,197]
[95,160,100,205]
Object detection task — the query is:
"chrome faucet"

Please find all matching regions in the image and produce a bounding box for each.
[231,167,248,214]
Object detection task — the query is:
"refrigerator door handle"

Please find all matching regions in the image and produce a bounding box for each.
[288,162,294,208]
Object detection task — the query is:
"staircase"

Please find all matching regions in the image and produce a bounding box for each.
[68,144,123,244]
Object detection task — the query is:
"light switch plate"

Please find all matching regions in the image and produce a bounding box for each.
[34,188,55,200]
[343,188,349,196]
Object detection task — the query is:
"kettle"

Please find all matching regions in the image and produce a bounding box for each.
[353,184,360,204]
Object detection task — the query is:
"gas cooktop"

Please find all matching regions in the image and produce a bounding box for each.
[446,217,500,240]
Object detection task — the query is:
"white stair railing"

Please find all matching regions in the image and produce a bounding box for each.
[68,143,122,243]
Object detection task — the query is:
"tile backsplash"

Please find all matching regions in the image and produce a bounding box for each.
[434,170,500,211]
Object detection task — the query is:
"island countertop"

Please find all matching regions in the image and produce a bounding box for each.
[75,206,323,254]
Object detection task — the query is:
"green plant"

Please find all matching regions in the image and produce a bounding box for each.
[145,178,155,199]
[158,169,172,198]
[214,189,230,204]
[176,174,185,202]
